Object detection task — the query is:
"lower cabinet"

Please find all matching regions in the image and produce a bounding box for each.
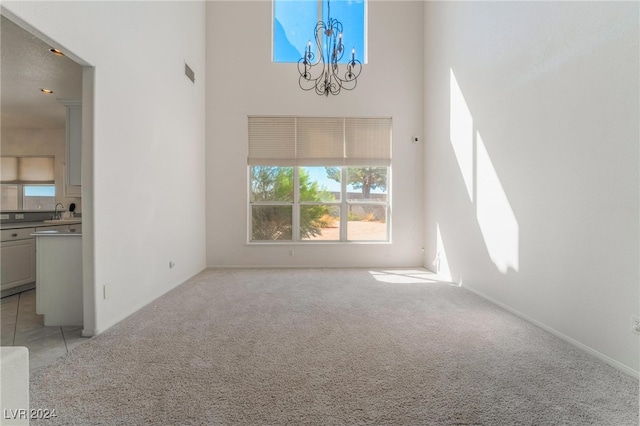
[0,238,36,291]
[0,222,82,293]
[34,233,83,326]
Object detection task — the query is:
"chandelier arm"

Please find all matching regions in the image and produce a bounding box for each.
[299,61,331,94]
[329,80,340,96]
[327,58,361,90]
[297,59,307,78]
[299,69,322,92]
[316,21,326,65]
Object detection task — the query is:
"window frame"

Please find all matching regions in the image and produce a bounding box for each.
[247,115,392,244]
[248,165,391,244]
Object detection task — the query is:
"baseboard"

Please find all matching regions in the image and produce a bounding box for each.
[462,285,639,379]
[205,264,426,270]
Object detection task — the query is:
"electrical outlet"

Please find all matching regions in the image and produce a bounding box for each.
[632,316,640,335]
[289,249,294,256]
[15,213,24,219]
[169,261,175,269]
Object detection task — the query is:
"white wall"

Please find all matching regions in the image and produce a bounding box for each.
[1,128,81,212]
[206,1,424,267]
[424,1,640,374]
[3,1,207,334]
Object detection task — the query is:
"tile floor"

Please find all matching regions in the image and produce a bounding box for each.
[1,289,88,371]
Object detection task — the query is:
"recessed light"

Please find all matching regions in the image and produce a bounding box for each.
[40,88,54,94]
[49,48,64,57]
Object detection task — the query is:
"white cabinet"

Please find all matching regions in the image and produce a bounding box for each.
[36,225,69,232]
[0,228,36,291]
[36,223,82,234]
[0,222,82,293]
[33,232,83,326]
[60,100,82,197]
[32,223,81,316]
[68,223,82,233]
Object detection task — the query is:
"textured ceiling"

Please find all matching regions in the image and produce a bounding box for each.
[1,16,83,130]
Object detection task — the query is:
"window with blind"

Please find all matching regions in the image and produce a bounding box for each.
[1,156,56,211]
[248,116,391,242]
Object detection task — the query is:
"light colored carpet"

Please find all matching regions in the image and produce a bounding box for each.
[29,268,638,425]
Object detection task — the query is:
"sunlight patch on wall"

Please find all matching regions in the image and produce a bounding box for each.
[449,69,474,202]
[476,132,520,273]
[434,223,452,282]
[446,68,520,275]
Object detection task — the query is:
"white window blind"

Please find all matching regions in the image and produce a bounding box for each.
[248,117,296,166]
[345,118,393,166]
[248,116,391,166]
[1,156,55,184]
[296,117,344,166]
[1,157,18,182]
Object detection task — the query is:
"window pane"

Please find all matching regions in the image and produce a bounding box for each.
[347,204,387,241]
[346,167,387,201]
[23,185,55,210]
[301,205,340,241]
[250,166,294,202]
[325,0,366,64]
[252,205,292,241]
[1,185,18,210]
[273,0,316,62]
[300,167,340,202]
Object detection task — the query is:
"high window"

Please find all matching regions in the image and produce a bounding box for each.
[248,117,391,242]
[273,0,366,64]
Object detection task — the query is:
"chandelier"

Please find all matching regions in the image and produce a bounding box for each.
[297,0,362,96]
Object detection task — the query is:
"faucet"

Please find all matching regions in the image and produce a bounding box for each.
[53,203,65,220]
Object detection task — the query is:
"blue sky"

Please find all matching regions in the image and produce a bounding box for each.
[24,185,55,196]
[305,167,341,192]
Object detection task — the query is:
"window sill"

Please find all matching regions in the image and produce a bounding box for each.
[246,241,392,246]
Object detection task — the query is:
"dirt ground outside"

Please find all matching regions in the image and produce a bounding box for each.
[305,221,387,241]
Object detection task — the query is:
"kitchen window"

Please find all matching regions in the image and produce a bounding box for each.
[248,116,391,243]
[1,156,56,211]
[1,184,56,211]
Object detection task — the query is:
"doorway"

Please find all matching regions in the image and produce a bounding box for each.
[0,11,96,367]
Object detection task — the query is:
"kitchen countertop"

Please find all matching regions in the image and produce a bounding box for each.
[32,229,82,237]
[1,220,82,230]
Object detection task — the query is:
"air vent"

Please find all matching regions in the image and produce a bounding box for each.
[184,63,195,83]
